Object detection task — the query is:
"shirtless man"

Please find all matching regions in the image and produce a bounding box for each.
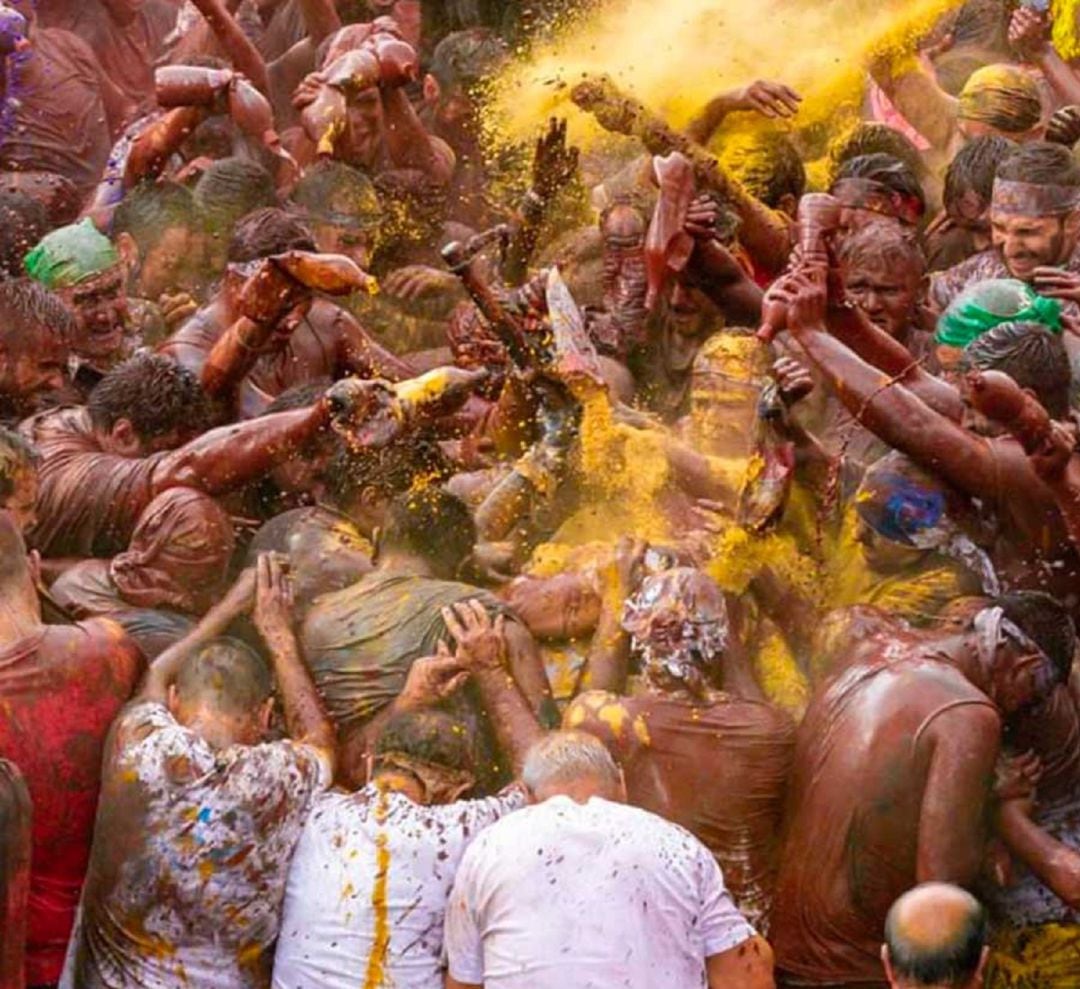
[770,592,1075,987]
[564,568,795,931]
[159,208,410,419]
[0,509,143,986]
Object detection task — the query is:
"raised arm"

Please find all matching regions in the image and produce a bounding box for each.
[1010,7,1080,108]
[580,538,645,694]
[442,601,543,776]
[779,271,1002,502]
[685,79,801,145]
[868,52,958,153]
[188,0,271,96]
[252,553,336,761]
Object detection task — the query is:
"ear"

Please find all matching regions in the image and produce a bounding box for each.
[777,193,798,220]
[110,418,140,455]
[973,944,990,985]
[259,697,274,731]
[166,683,180,717]
[881,945,894,984]
[115,231,139,273]
[422,72,440,105]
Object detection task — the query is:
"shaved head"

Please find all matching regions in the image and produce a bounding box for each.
[173,639,272,719]
[884,883,987,988]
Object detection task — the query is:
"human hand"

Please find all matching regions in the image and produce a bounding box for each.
[292,72,325,110]
[611,535,648,594]
[1030,419,1078,483]
[685,194,720,243]
[994,748,1043,805]
[1008,6,1051,60]
[441,599,508,672]
[252,553,295,649]
[383,264,461,301]
[777,270,827,336]
[729,80,802,119]
[397,641,470,711]
[532,117,580,201]
[1047,106,1080,148]
[159,292,199,330]
[772,355,815,406]
[1033,266,1080,303]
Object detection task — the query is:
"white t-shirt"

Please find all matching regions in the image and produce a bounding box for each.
[65,702,332,989]
[445,795,756,989]
[272,783,526,989]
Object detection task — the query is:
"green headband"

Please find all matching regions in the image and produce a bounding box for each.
[24,218,119,290]
[935,281,1062,348]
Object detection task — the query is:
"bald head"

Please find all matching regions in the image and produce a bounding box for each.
[883,884,987,988]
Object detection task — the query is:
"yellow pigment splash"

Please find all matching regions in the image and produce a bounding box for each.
[484,0,964,153]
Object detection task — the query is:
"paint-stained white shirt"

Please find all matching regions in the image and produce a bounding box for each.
[272,784,526,989]
[65,701,331,989]
[445,795,756,989]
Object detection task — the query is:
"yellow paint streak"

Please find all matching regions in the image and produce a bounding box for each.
[363,788,391,989]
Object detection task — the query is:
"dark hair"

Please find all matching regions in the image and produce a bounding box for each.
[0,426,37,502]
[885,888,987,986]
[195,157,277,239]
[174,638,272,717]
[996,141,1080,187]
[0,191,48,278]
[375,709,474,773]
[835,153,927,218]
[324,438,450,509]
[381,487,476,579]
[944,135,1015,210]
[830,122,925,185]
[993,590,1077,685]
[292,161,381,229]
[960,322,1072,418]
[429,28,507,92]
[227,207,316,264]
[263,380,330,414]
[0,277,75,352]
[88,353,211,441]
[113,181,201,257]
[837,220,927,279]
[721,131,806,209]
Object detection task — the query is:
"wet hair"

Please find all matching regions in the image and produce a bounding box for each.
[375,709,474,773]
[195,157,277,240]
[174,637,273,717]
[836,220,927,279]
[88,353,211,441]
[959,322,1072,418]
[996,141,1080,188]
[829,122,926,186]
[263,380,329,413]
[429,28,508,92]
[884,885,988,987]
[380,487,476,579]
[0,191,48,278]
[835,153,928,218]
[991,590,1077,685]
[292,160,381,229]
[0,426,37,503]
[720,131,806,209]
[944,135,1014,210]
[0,277,75,352]
[227,207,316,264]
[323,438,451,509]
[113,181,202,257]
[521,730,622,795]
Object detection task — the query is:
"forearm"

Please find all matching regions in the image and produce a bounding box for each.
[266,628,336,755]
[380,88,454,183]
[999,802,1080,908]
[153,403,328,495]
[189,0,270,95]
[826,304,963,420]
[295,0,341,45]
[125,107,207,186]
[1046,460,1080,551]
[869,56,958,151]
[472,665,543,776]
[200,316,276,400]
[503,190,548,286]
[139,572,255,699]
[685,93,737,145]
[339,323,412,381]
[585,598,632,694]
[1035,47,1080,107]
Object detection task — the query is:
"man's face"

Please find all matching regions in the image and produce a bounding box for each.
[345,91,384,170]
[311,221,373,270]
[58,266,129,359]
[991,212,1070,280]
[136,225,204,300]
[841,258,922,339]
[991,643,1054,715]
[0,334,67,413]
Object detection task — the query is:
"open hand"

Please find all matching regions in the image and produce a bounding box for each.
[252,553,295,648]
[1033,266,1080,304]
[1009,6,1050,60]
[532,117,580,200]
[772,355,815,405]
[441,600,507,672]
[1047,106,1080,148]
[730,80,802,119]
[397,641,470,711]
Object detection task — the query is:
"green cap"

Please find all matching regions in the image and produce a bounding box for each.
[24,218,119,290]
[935,278,1061,348]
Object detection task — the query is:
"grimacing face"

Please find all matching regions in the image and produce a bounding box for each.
[990,211,1077,280]
[841,257,922,340]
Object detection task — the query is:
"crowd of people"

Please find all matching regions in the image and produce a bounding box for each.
[0,0,1079,987]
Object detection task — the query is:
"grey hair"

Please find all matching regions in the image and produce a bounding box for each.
[521,731,622,795]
